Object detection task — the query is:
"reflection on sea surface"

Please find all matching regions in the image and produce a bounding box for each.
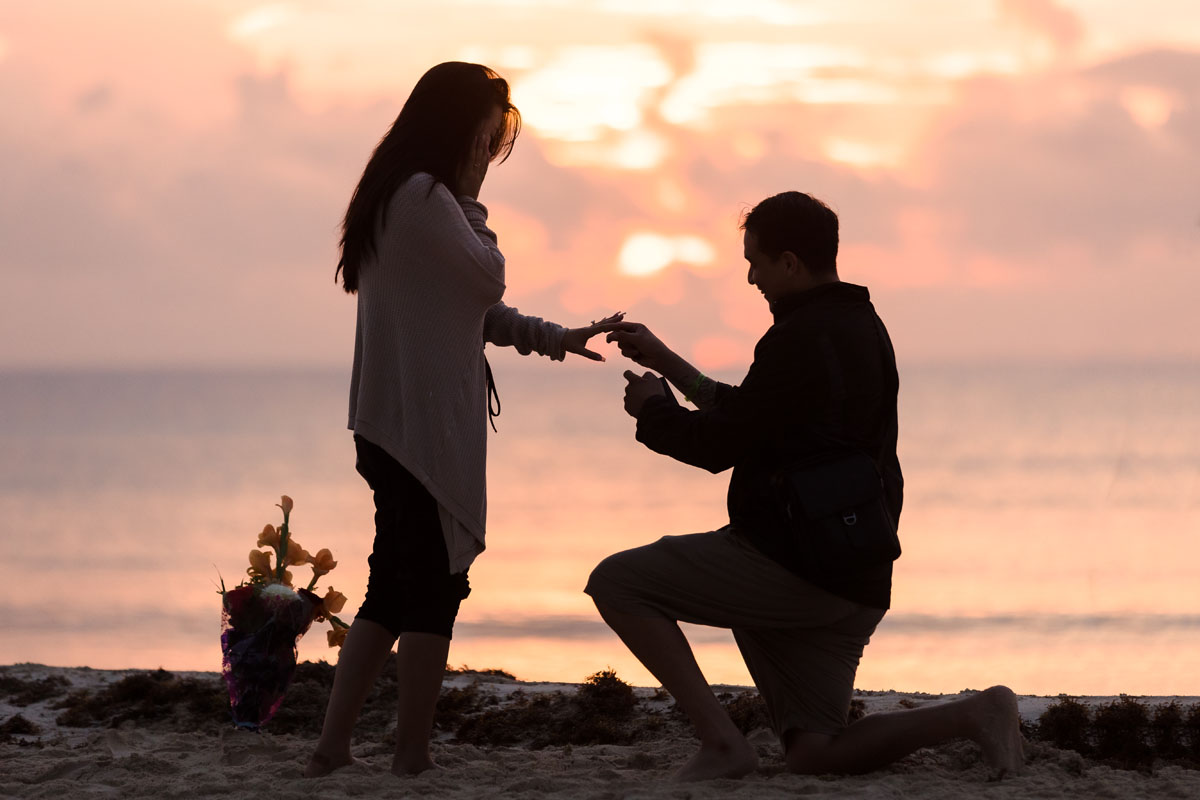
[1,359,1197,694]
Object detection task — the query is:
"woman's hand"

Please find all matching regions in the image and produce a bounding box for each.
[605,322,673,373]
[562,312,626,362]
[455,133,492,200]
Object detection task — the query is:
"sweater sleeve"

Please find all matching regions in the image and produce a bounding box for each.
[398,177,506,300]
[483,302,568,361]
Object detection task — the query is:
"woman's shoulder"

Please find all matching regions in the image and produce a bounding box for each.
[396,171,448,198]
[390,172,458,217]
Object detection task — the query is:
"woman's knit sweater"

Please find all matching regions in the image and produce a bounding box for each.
[348,172,566,573]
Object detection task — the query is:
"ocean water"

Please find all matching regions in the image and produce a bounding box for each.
[1,356,1197,695]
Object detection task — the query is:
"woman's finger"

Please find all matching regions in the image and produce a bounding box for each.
[587,321,628,336]
[592,311,625,325]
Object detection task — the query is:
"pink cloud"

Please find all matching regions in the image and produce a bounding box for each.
[998,0,1085,54]
[1,4,1197,368]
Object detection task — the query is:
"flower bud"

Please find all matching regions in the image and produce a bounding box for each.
[308,548,338,576]
[247,549,273,579]
[322,587,348,615]
[327,624,348,648]
[257,524,280,549]
[285,541,310,566]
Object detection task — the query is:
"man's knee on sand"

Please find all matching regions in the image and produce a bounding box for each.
[783,729,848,775]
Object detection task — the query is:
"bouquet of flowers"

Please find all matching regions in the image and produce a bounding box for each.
[218,495,350,730]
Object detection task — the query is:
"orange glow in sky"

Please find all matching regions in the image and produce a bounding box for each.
[1,0,1198,370]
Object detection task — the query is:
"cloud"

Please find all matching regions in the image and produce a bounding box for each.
[915,49,1200,267]
[0,65,385,367]
[75,84,113,114]
[2,2,1198,368]
[998,0,1085,55]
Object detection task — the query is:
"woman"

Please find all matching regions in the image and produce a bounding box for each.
[305,62,620,778]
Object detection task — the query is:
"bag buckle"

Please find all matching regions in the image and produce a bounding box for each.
[842,511,858,526]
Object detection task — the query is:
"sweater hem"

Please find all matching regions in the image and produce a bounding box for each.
[349,419,487,574]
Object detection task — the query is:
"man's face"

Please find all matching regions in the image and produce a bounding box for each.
[744,231,792,305]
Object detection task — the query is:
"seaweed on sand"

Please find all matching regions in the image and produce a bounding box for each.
[1036,695,1092,756]
[1092,697,1153,771]
[0,713,41,743]
[1150,702,1187,761]
[720,690,771,734]
[453,669,662,749]
[53,669,227,729]
[1184,704,1200,761]
[0,672,72,707]
[1032,696,1200,771]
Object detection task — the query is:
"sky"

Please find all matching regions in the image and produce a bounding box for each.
[1,0,1198,371]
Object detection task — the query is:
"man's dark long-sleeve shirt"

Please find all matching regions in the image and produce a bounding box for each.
[634,281,902,610]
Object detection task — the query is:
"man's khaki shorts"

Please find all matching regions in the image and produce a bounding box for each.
[584,526,885,738]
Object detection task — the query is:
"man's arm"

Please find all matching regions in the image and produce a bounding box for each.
[623,329,814,473]
[608,323,734,410]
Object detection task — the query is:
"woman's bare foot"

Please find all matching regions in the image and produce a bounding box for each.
[673,737,759,782]
[303,750,359,778]
[390,753,437,777]
[964,686,1025,780]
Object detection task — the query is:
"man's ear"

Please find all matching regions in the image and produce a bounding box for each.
[780,250,802,274]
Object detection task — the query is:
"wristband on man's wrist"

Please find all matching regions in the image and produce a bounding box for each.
[683,372,706,404]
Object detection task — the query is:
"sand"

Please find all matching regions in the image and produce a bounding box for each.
[3,663,1199,799]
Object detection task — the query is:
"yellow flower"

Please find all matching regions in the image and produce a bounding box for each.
[278,495,294,515]
[314,587,347,622]
[322,587,347,615]
[279,568,294,588]
[257,524,280,550]
[308,548,337,577]
[247,549,273,580]
[327,624,348,648]
[284,540,310,566]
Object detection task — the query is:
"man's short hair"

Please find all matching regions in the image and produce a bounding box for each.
[741,192,839,275]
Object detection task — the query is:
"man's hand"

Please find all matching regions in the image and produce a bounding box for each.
[606,322,674,373]
[563,312,626,361]
[623,370,666,417]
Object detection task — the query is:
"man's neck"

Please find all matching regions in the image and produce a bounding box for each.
[769,277,846,318]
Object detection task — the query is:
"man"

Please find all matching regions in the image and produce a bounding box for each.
[587,191,1024,781]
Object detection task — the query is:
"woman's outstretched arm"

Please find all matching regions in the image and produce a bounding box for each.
[483,306,625,361]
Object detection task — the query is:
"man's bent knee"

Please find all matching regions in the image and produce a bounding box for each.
[784,730,837,775]
[583,550,637,604]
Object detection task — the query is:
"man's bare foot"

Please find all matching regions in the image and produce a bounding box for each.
[673,737,759,782]
[303,750,359,778]
[964,686,1025,780]
[390,754,437,777]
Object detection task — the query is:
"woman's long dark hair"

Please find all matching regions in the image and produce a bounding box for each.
[336,62,521,293]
